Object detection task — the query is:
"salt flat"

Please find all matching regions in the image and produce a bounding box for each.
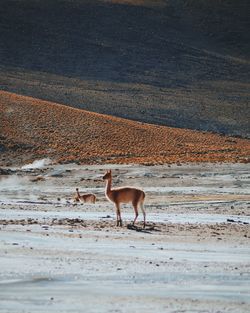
[0,163,250,312]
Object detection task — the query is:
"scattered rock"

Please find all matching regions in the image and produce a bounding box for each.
[227,219,236,223]
[101,215,111,219]
[30,176,45,182]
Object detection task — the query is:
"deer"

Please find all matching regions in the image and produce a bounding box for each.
[103,170,146,228]
[74,188,96,203]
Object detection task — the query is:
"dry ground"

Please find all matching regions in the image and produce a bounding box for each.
[1,90,250,166]
[0,163,250,313]
[0,0,249,137]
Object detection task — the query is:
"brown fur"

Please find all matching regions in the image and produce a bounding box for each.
[103,170,146,227]
[74,188,96,203]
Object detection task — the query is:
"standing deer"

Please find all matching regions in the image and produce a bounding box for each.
[74,188,96,203]
[103,170,146,228]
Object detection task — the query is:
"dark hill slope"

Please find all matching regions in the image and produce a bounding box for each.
[0,0,249,136]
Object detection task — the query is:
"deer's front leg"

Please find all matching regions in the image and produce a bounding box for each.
[115,203,122,227]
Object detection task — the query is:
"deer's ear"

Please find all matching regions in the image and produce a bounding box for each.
[109,169,112,173]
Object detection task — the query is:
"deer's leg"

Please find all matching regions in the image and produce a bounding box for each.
[115,203,122,227]
[140,202,146,228]
[132,201,139,226]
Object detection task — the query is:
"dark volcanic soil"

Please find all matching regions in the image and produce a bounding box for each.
[0,0,249,137]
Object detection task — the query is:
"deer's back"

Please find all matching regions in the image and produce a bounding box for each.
[111,187,145,203]
[80,194,96,203]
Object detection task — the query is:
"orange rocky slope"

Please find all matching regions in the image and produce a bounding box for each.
[0,90,249,166]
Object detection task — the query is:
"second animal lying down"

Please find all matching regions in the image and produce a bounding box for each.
[103,170,146,228]
[74,188,96,203]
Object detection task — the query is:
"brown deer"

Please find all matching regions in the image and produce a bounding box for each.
[74,188,96,203]
[103,170,146,228]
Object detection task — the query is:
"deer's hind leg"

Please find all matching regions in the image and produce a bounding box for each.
[132,200,139,226]
[140,201,146,228]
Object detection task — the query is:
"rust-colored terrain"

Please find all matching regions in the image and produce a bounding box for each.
[0,91,249,166]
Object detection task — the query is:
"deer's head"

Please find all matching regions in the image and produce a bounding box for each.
[103,170,112,181]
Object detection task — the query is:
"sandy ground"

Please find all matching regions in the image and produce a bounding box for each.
[0,162,250,313]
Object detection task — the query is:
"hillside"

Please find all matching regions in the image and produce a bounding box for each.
[0,91,249,166]
[0,0,249,137]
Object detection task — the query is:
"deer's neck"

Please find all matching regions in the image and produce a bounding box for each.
[105,178,112,198]
[77,190,81,197]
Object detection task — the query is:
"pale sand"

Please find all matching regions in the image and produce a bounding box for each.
[0,163,249,312]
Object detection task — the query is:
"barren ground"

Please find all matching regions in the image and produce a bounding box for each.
[1,91,250,166]
[0,162,250,313]
[1,0,249,136]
